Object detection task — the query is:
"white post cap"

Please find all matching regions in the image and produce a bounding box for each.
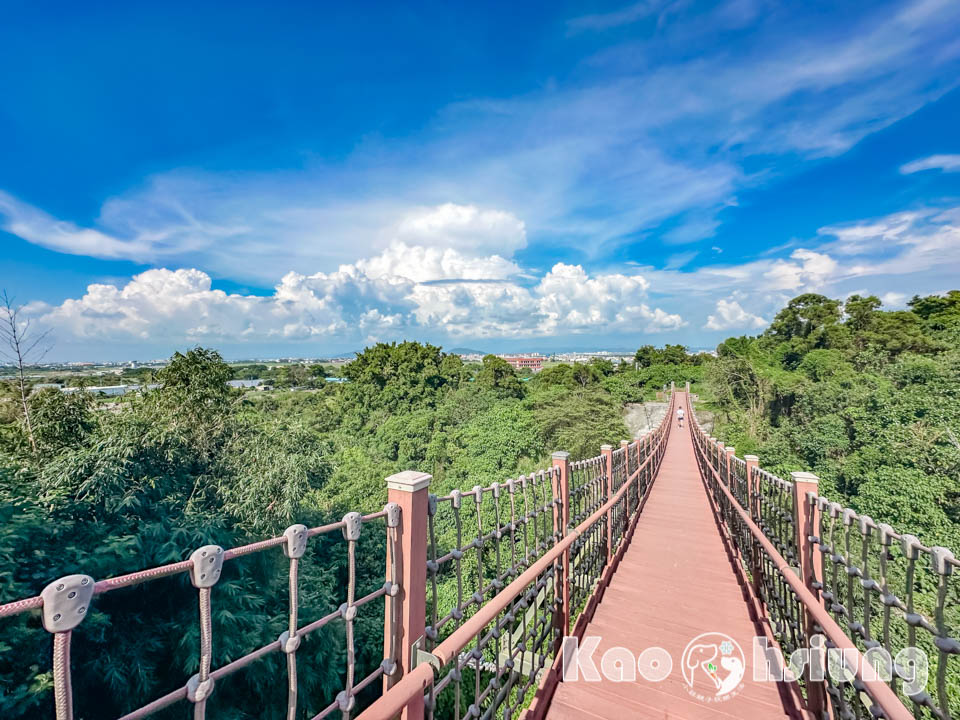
[386,470,432,493]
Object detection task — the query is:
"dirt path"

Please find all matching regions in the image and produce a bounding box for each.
[623,401,669,437]
[623,399,714,437]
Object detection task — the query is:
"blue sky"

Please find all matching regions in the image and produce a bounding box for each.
[2,0,960,360]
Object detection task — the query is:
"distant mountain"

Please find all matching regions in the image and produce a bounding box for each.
[447,347,490,355]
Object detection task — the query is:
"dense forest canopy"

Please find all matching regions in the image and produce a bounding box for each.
[706,290,960,547]
[0,290,957,718]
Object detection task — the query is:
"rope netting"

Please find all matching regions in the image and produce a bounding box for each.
[689,397,958,720]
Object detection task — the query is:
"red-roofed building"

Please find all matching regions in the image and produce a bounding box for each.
[504,356,543,372]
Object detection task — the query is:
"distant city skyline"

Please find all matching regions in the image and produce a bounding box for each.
[4,344,718,368]
[2,1,960,361]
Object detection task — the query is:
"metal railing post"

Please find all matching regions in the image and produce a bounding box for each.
[715,442,725,484]
[552,451,571,638]
[744,455,763,600]
[724,447,735,489]
[601,444,614,564]
[383,471,431,720]
[745,455,759,521]
[639,430,650,499]
[792,471,827,715]
[619,440,630,516]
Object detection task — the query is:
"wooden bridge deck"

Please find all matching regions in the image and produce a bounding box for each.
[546,393,801,720]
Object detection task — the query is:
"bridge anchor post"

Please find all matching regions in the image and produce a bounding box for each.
[791,471,828,716]
[383,470,432,720]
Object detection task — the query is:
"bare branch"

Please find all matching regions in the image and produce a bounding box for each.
[1,288,54,453]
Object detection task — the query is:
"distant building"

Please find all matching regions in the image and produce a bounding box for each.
[504,357,543,372]
[227,379,263,389]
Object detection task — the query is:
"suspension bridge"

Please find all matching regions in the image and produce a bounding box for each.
[1,386,957,720]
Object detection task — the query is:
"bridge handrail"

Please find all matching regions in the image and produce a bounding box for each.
[356,391,677,720]
[1,508,400,720]
[687,395,957,720]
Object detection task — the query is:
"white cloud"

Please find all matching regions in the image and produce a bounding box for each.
[762,250,840,291]
[704,299,767,331]
[32,261,684,343]
[40,268,417,342]
[566,1,662,34]
[352,204,526,282]
[641,203,960,332]
[0,191,154,260]
[899,154,960,174]
[393,203,527,255]
[20,201,960,350]
[881,291,907,307]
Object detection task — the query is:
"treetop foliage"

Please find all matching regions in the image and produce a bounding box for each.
[706,289,960,549]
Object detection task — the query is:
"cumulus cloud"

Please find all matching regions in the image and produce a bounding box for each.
[352,204,526,282]
[899,154,960,174]
[762,250,840,291]
[881,291,907,307]
[704,299,767,331]
[393,203,527,255]
[32,262,684,343]
[40,268,417,343]
[19,200,960,349]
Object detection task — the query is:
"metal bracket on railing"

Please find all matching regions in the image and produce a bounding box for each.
[41,575,94,632]
[189,545,224,588]
[385,501,401,527]
[342,512,362,541]
[930,547,955,575]
[412,636,441,672]
[283,524,308,559]
[186,672,215,703]
[278,629,301,654]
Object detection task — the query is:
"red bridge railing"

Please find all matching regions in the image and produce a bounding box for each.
[0,392,677,720]
[361,389,676,720]
[688,391,958,720]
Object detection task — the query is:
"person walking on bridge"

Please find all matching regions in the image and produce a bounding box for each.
[677,405,684,429]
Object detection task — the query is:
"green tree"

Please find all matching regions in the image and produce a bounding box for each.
[475,355,523,398]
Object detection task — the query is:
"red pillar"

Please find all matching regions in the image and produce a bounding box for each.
[552,451,571,637]
[383,470,431,720]
[792,471,827,715]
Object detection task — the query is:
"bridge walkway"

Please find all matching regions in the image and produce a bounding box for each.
[546,393,802,720]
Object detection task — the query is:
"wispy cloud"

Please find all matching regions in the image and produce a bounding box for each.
[566,1,663,34]
[3,1,957,283]
[900,154,960,173]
